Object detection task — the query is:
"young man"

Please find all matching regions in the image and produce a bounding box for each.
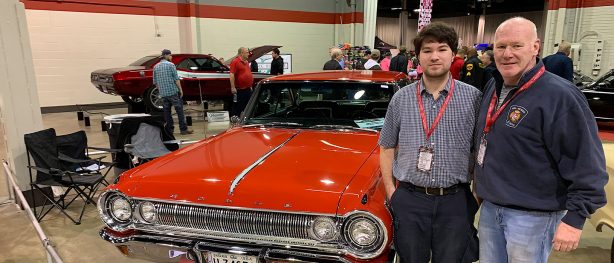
[269,48,284,75]
[474,17,607,263]
[229,47,254,117]
[379,22,482,263]
[153,49,193,135]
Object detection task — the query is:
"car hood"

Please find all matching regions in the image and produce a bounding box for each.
[115,127,379,214]
[92,66,146,75]
[224,45,283,65]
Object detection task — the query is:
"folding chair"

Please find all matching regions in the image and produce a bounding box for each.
[24,128,105,225]
[113,116,179,168]
[56,130,119,186]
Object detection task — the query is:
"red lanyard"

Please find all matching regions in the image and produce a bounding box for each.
[416,78,455,141]
[483,66,545,134]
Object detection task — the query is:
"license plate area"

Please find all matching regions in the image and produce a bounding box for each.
[205,252,258,263]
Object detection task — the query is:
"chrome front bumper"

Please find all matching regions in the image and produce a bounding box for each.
[100,228,354,263]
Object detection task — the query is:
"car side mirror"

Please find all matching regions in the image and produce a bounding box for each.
[230,116,241,127]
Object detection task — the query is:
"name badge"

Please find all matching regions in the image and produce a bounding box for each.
[476,137,487,166]
[417,146,434,172]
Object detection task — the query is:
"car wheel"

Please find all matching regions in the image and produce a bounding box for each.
[144,86,163,112]
[121,95,143,105]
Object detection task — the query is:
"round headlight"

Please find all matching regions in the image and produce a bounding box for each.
[139,202,157,223]
[347,218,378,246]
[111,197,132,221]
[342,212,386,259]
[309,217,338,242]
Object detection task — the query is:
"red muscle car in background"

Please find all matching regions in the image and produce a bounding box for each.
[90,46,280,111]
[97,70,411,263]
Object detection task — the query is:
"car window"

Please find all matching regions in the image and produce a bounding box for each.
[596,75,614,90]
[245,82,395,128]
[129,56,159,67]
[193,58,224,71]
[176,58,198,71]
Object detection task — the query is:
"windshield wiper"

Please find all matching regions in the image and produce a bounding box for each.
[243,122,304,128]
[310,124,377,133]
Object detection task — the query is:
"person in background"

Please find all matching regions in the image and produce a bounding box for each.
[450,47,466,80]
[542,41,573,82]
[356,50,371,70]
[269,48,284,75]
[153,49,193,135]
[474,17,607,263]
[460,47,484,90]
[389,46,409,74]
[380,52,392,71]
[250,59,259,73]
[229,47,254,117]
[480,50,496,89]
[409,50,419,69]
[218,57,225,65]
[323,48,343,70]
[364,49,382,70]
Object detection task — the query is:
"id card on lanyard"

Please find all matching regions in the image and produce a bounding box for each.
[476,66,545,166]
[416,78,455,173]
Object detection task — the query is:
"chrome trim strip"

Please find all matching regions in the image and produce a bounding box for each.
[228,131,300,195]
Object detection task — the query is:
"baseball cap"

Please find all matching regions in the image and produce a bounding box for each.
[161,49,172,56]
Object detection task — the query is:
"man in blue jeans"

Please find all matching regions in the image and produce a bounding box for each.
[473,17,607,262]
[153,49,193,135]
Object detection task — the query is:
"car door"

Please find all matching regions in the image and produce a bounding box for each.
[192,57,231,100]
[583,73,614,120]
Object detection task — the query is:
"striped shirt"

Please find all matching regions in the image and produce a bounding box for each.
[378,78,482,187]
[153,60,180,97]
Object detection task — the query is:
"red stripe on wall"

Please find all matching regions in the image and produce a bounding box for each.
[548,0,614,10]
[21,0,363,24]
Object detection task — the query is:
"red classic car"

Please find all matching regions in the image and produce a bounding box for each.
[97,70,410,263]
[90,46,279,111]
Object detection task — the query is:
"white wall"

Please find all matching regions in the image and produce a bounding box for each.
[544,5,614,78]
[26,10,181,107]
[197,19,336,73]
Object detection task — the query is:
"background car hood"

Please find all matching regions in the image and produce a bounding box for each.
[93,66,146,75]
[115,127,379,214]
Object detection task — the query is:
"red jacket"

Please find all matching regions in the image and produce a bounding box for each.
[450,56,464,80]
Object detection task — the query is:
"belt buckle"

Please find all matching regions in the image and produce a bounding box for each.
[425,187,443,196]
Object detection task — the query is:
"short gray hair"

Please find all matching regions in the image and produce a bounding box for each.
[558,41,571,53]
[330,48,343,60]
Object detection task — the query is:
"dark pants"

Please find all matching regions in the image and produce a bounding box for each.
[390,184,479,263]
[231,88,253,117]
[162,94,188,133]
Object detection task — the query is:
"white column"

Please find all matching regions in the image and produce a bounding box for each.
[363,0,378,48]
[0,0,44,190]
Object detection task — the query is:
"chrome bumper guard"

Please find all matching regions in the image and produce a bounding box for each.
[100,228,352,263]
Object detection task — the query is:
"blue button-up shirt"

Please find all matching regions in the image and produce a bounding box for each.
[378,78,482,187]
[153,60,180,97]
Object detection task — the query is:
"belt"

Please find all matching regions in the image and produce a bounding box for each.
[398,181,467,196]
[237,87,252,91]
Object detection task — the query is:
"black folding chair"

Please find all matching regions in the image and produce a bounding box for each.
[56,130,119,186]
[24,128,105,224]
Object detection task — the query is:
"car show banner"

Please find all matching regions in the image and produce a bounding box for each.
[418,0,433,32]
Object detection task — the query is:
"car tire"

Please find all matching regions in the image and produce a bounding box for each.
[144,86,163,112]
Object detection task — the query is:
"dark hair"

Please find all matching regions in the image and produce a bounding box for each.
[413,22,458,56]
[399,46,407,54]
[272,48,280,55]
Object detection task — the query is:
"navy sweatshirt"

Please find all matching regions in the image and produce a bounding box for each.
[474,59,608,229]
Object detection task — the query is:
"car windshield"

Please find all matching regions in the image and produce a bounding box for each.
[243,81,396,129]
[129,56,159,67]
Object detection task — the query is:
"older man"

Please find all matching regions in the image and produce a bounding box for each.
[474,17,607,263]
[542,41,573,81]
[323,48,343,70]
[229,47,254,117]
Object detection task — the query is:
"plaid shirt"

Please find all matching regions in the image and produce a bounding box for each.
[378,78,482,187]
[153,59,180,97]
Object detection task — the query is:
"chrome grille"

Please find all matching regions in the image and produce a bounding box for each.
[153,202,317,240]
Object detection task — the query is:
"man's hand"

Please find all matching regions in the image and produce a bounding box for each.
[385,185,396,201]
[231,87,237,94]
[553,222,582,252]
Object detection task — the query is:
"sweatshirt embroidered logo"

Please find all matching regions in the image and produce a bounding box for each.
[506,105,528,128]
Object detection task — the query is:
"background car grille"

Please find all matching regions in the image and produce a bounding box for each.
[154,202,319,240]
